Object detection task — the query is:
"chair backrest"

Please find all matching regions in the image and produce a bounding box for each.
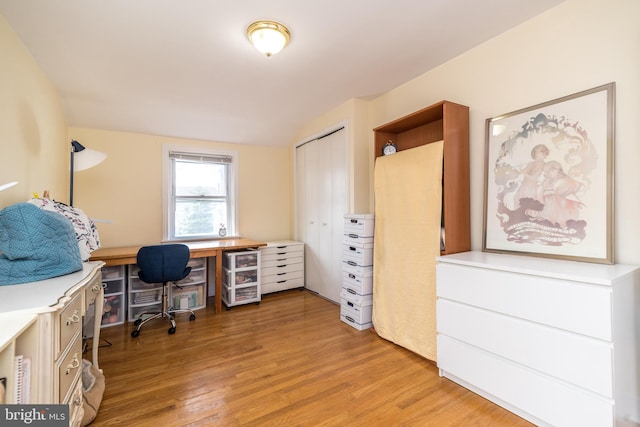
[136,244,192,284]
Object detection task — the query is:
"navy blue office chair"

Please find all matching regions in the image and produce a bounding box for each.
[130,244,196,338]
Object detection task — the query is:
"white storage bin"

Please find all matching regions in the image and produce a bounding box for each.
[340,304,373,330]
[222,284,260,306]
[129,277,161,291]
[101,265,125,280]
[102,278,124,294]
[340,313,372,330]
[223,251,259,269]
[342,262,373,277]
[344,214,375,237]
[130,302,162,319]
[343,242,374,266]
[340,298,373,322]
[187,257,206,269]
[222,268,258,286]
[178,269,205,284]
[342,270,373,295]
[344,233,374,245]
[341,287,373,306]
[131,289,162,305]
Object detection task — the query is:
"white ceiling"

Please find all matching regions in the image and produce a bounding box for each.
[0,0,564,147]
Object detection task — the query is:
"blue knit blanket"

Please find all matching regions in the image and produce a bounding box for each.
[0,203,82,285]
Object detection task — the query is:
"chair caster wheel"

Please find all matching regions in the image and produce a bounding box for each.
[189,314,196,321]
[131,330,140,338]
[168,327,176,334]
[134,319,142,326]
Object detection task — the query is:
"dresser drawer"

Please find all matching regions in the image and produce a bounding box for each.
[260,243,303,258]
[262,256,304,269]
[58,294,82,357]
[261,278,304,294]
[84,273,103,309]
[437,299,613,397]
[262,263,303,276]
[68,378,84,427]
[262,269,303,285]
[436,263,612,341]
[58,333,83,403]
[438,335,614,427]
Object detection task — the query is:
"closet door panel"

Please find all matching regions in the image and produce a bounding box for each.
[327,131,348,302]
[295,127,348,303]
[304,141,322,295]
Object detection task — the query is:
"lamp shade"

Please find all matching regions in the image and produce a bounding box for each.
[70,140,106,206]
[71,140,107,171]
[0,181,18,192]
[247,21,290,57]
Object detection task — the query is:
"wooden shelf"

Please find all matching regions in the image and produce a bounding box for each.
[374,100,470,255]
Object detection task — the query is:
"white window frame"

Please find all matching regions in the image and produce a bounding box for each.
[162,144,239,241]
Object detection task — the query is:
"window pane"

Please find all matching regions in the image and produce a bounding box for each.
[175,199,228,237]
[175,161,227,197]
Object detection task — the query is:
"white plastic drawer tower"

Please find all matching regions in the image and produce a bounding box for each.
[222,249,261,308]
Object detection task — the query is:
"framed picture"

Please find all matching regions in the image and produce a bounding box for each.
[483,82,615,264]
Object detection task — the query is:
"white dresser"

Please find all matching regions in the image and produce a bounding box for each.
[259,240,304,294]
[0,262,104,427]
[340,214,374,330]
[436,251,640,427]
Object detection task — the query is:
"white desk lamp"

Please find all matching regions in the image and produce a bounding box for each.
[70,140,106,206]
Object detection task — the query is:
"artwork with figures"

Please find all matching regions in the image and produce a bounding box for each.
[483,83,614,263]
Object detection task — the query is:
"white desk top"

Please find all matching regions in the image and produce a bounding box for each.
[0,262,103,314]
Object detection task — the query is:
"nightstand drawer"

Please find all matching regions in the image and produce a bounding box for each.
[58,333,82,403]
[58,294,82,357]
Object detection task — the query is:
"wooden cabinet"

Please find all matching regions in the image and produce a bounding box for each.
[436,251,640,427]
[373,100,470,255]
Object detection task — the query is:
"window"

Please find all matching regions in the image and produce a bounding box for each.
[163,146,238,241]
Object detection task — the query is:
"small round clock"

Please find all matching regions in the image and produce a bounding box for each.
[383,141,397,156]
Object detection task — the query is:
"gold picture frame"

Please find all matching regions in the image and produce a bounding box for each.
[483,82,615,264]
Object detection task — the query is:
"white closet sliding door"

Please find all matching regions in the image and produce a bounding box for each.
[296,127,348,303]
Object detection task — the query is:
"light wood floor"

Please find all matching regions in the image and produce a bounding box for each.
[88,289,533,426]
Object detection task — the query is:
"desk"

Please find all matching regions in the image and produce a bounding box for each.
[90,239,266,313]
[0,262,104,421]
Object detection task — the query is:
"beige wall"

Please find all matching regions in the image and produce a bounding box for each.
[0,15,68,208]
[69,127,291,247]
[299,0,640,264]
